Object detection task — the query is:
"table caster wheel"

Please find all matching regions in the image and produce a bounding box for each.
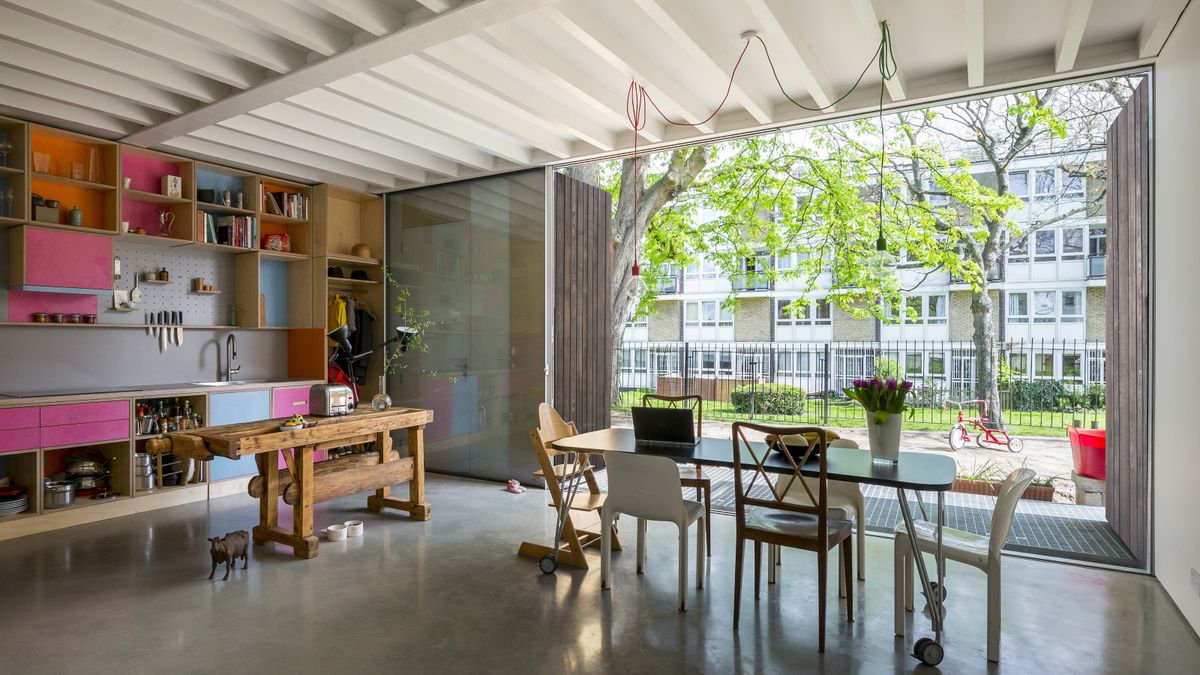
[539,554,558,574]
[929,581,947,602]
[913,637,944,666]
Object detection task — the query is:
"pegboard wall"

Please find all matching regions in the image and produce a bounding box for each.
[105,241,236,325]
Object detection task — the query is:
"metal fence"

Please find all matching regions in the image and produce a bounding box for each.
[615,340,1106,434]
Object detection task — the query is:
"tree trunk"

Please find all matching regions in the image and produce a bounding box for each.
[970,284,1002,425]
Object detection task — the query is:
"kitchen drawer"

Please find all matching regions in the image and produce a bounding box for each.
[209,390,271,482]
[40,418,129,448]
[272,386,311,418]
[0,428,40,454]
[40,400,128,427]
[0,406,39,431]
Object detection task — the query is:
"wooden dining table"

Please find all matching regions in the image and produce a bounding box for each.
[551,428,956,665]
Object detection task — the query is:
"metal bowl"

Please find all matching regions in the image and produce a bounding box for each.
[44,481,76,509]
[73,474,108,490]
[66,460,106,477]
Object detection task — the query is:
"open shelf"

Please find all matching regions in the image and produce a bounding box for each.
[44,495,130,513]
[122,188,190,205]
[117,232,191,247]
[190,241,257,255]
[327,276,381,287]
[16,220,115,235]
[191,289,221,295]
[30,172,115,191]
[260,249,307,262]
[260,212,308,226]
[197,202,254,216]
[326,252,382,267]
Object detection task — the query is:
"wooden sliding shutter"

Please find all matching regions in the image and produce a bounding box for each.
[552,172,612,433]
[1105,79,1151,564]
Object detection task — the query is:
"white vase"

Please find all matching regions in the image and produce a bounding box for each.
[865,411,902,463]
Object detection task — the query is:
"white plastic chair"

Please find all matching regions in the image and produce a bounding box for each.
[772,437,867,590]
[600,451,706,611]
[894,467,1036,663]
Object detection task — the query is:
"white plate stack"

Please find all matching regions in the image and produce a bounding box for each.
[0,489,30,516]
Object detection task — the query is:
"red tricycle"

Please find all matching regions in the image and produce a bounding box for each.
[945,399,1023,453]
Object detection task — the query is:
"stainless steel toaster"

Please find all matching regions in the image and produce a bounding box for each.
[309,384,353,416]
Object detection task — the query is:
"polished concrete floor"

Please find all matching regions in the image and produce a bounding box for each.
[0,474,1197,674]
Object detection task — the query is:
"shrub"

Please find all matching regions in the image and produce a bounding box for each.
[909,383,948,408]
[874,357,902,381]
[731,384,806,415]
[1007,380,1065,411]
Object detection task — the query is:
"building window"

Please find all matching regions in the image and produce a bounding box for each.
[1063,352,1082,381]
[1008,292,1029,324]
[1009,170,1030,203]
[686,301,732,327]
[1009,353,1028,377]
[626,316,647,328]
[1033,291,1056,323]
[1035,353,1055,378]
[927,295,947,325]
[891,294,949,325]
[1034,168,1056,200]
[1061,290,1084,322]
[1062,171,1085,200]
[928,353,946,378]
[905,353,923,376]
[1034,230,1056,262]
[1089,227,1107,256]
[904,296,922,324]
[1008,235,1029,263]
[1061,227,1084,261]
[776,298,831,326]
[684,259,720,280]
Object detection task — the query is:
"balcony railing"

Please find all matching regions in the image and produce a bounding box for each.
[731,274,772,292]
[1087,255,1106,278]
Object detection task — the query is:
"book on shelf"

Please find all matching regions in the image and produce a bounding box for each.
[197,210,256,249]
[259,183,309,220]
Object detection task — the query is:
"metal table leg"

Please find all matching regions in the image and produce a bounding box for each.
[540,451,589,574]
[897,487,946,666]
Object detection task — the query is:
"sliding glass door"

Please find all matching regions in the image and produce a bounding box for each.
[386,171,545,482]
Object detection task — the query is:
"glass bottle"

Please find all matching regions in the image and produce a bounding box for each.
[371,374,392,411]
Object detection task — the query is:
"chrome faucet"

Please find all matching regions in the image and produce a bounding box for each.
[224,334,241,382]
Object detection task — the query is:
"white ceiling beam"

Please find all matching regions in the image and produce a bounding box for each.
[0,86,137,136]
[0,6,229,102]
[480,23,665,142]
[1055,0,1094,72]
[216,115,428,183]
[849,0,907,101]
[305,0,403,36]
[414,0,456,12]
[1138,0,1190,58]
[161,136,376,193]
[284,89,493,171]
[0,38,194,114]
[543,4,716,134]
[189,126,402,189]
[205,0,351,57]
[122,0,558,147]
[250,102,460,177]
[741,0,835,110]
[0,0,264,90]
[633,0,773,124]
[326,73,533,164]
[424,40,617,150]
[99,0,305,74]
[0,65,163,126]
[965,0,985,87]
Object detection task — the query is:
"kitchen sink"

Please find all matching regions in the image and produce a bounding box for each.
[189,380,268,387]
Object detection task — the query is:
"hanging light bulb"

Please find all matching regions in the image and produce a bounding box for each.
[869,222,895,281]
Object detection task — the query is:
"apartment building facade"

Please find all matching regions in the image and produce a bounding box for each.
[620,150,1107,395]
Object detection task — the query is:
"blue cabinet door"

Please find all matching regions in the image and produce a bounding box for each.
[207,390,271,482]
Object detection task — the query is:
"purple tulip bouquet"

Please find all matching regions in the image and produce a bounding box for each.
[844,377,914,425]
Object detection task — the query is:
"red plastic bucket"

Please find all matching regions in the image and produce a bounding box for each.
[1068,426,1106,480]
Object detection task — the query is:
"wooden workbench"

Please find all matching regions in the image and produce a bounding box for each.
[159,407,434,559]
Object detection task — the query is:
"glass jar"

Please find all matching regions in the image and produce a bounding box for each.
[371,374,392,411]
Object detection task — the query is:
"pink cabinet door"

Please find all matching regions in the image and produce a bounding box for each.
[40,400,128,426]
[40,418,129,448]
[0,428,39,454]
[19,227,113,291]
[0,407,39,431]
[271,386,311,418]
[273,386,323,467]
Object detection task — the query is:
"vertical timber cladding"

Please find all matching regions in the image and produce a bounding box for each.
[1105,79,1151,564]
[553,173,612,432]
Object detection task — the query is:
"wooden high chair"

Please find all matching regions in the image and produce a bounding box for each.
[517,405,619,569]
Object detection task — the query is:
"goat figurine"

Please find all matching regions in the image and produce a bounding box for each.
[208,530,249,581]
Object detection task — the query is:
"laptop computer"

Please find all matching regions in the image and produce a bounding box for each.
[631,406,699,447]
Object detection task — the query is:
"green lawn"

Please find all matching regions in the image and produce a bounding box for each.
[615,390,1104,439]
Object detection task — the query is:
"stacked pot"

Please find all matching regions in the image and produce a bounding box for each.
[134,453,155,491]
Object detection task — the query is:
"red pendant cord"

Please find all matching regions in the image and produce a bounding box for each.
[625,38,753,277]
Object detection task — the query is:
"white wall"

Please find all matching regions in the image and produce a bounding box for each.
[1154,1,1200,633]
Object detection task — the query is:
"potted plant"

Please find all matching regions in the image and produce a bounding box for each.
[844,377,913,463]
[1024,474,1057,502]
[952,459,1005,495]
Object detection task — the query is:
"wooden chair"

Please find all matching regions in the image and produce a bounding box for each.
[640,394,711,555]
[516,405,618,569]
[731,423,853,653]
